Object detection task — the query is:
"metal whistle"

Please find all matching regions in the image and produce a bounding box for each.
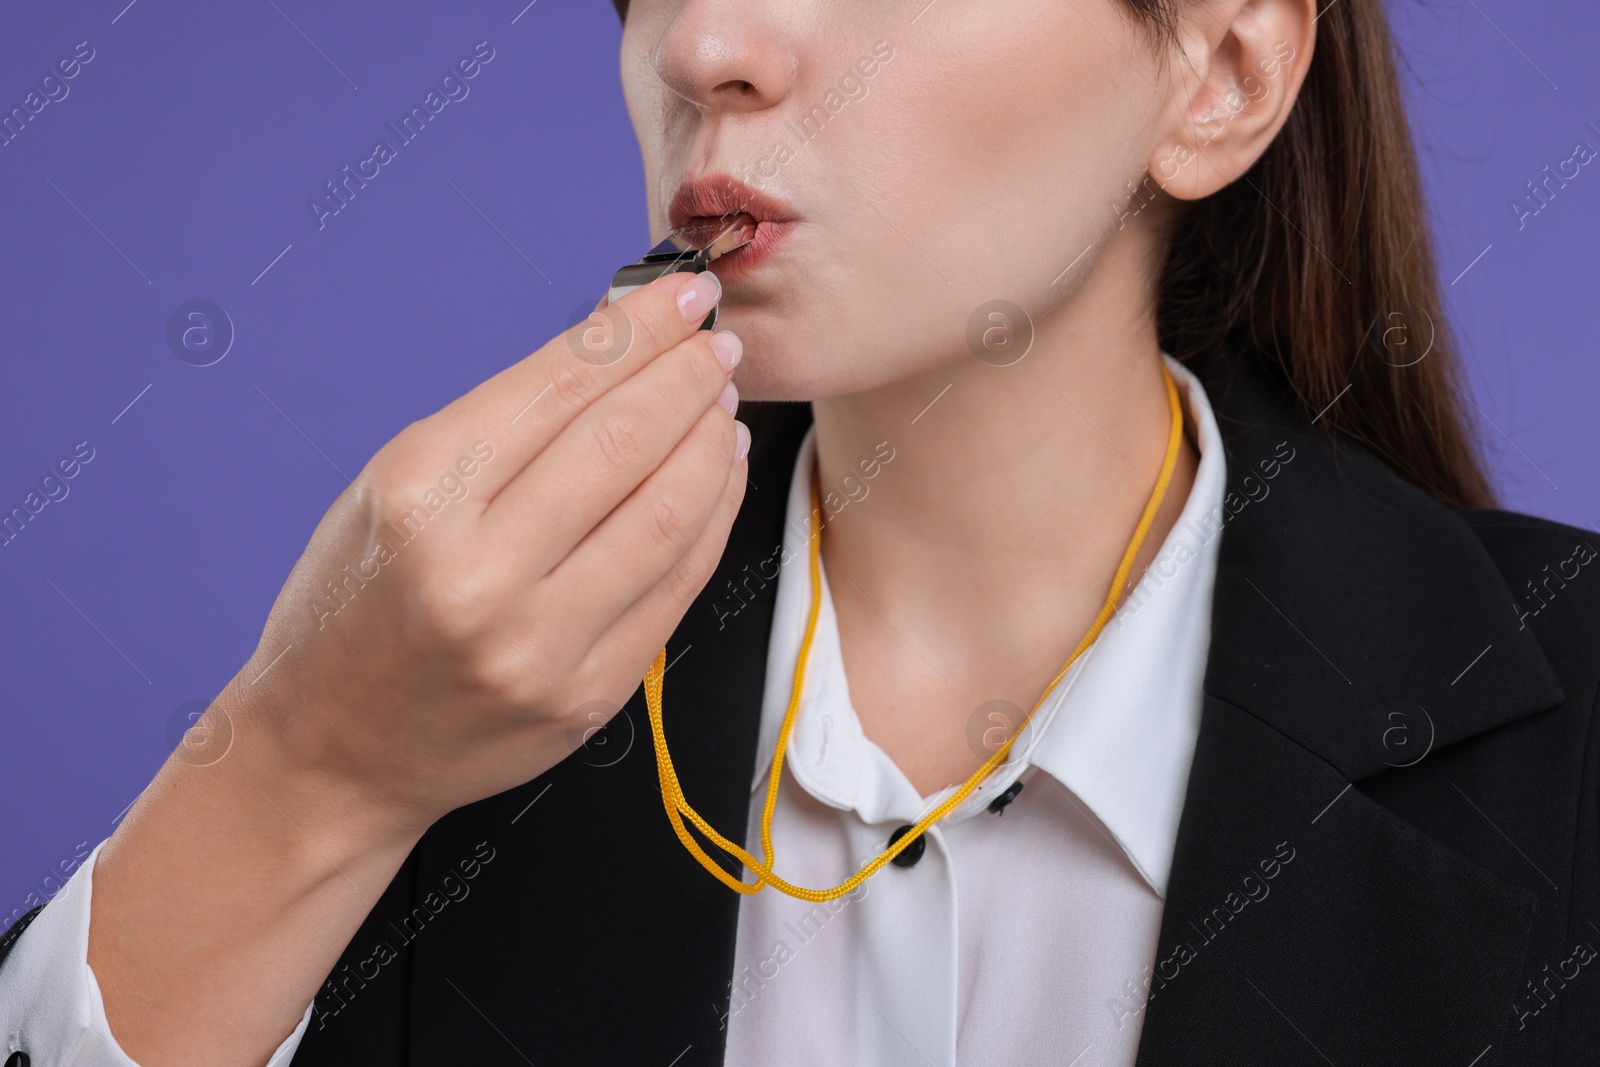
[606,215,756,331]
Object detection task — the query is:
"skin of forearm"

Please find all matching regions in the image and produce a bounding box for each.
[86,681,425,1067]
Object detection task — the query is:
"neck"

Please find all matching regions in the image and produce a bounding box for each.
[809,249,1199,705]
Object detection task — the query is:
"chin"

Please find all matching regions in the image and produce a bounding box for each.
[728,352,832,404]
[727,335,900,403]
[711,309,821,402]
[717,301,948,404]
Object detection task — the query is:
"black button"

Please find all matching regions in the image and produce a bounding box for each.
[987,779,1025,816]
[887,824,926,868]
[7,1052,31,1067]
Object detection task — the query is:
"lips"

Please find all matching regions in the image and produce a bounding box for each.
[668,174,799,279]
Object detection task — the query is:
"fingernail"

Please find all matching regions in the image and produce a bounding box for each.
[716,380,739,415]
[678,272,722,323]
[709,330,742,372]
[734,419,751,463]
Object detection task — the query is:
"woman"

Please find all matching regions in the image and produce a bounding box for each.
[2,0,1595,1063]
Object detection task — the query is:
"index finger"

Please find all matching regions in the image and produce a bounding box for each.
[411,267,724,501]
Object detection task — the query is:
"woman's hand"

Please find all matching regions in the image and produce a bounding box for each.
[84,268,746,1067]
[241,267,746,836]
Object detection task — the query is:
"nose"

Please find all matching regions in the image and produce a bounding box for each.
[652,1,791,115]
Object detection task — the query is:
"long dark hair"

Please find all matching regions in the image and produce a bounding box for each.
[611,0,1497,509]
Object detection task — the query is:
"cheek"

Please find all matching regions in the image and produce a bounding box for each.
[745,4,1156,396]
[899,4,1158,278]
[619,19,681,201]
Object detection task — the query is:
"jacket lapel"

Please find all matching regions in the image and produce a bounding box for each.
[1133,362,1565,1065]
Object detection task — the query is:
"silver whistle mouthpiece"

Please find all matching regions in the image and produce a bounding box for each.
[607,215,756,331]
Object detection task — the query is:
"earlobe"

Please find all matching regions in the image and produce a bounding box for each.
[1154,140,1200,193]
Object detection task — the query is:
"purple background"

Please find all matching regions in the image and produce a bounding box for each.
[1,0,1595,916]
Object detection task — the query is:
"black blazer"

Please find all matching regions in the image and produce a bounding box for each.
[6,356,1598,1065]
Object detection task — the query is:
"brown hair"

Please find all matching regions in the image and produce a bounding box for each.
[611,0,1496,509]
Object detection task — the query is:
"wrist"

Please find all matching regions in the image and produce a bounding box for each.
[206,666,432,872]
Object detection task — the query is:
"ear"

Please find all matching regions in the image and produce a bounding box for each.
[1147,0,1317,201]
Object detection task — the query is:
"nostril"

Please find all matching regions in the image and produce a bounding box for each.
[650,7,792,114]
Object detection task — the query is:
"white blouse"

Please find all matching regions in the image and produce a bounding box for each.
[0,356,1225,1067]
[723,355,1226,1067]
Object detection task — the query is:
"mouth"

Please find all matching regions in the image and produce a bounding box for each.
[667,174,800,280]
[676,212,759,255]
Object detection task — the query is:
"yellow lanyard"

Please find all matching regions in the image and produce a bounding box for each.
[644,362,1184,902]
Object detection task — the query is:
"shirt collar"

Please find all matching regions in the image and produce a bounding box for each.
[749,355,1226,899]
